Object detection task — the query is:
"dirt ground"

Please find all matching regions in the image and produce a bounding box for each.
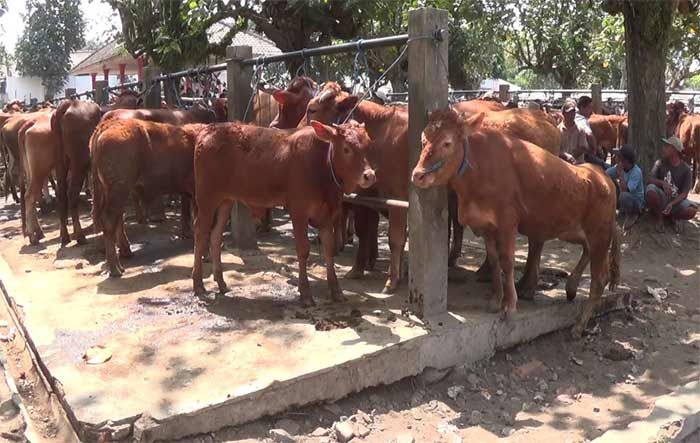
[0,193,698,443]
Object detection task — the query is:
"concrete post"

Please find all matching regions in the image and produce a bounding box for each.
[407,8,449,319]
[142,66,162,109]
[227,45,258,250]
[592,83,602,113]
[164,77,178,107]
[94,80,108,105]
[499,84,510,102]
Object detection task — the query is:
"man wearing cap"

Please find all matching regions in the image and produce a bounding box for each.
[558,98,588,164]
[605,145,645,230]
[645,136,698,232]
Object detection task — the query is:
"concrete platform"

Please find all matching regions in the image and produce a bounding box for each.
[0,204,629,441]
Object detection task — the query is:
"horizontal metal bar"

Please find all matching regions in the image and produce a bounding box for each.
[104,81,141,92]
[343,193,409,209]
[152,63,227,82]
[240,34,409,66]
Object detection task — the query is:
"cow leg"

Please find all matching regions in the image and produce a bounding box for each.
[384,207,407,293]
[515,238,544,300]
[192,201,216,296]
[572,242,608,338]
[320,223,345,302]
[367,209,379,271]
[210,201,233,294]
[68,164,88,245]
[117,214,133,260]
[346,208,355,244]
[497,227,518,320]
[484,234,503,313]
[55,159,71,245]
[346,205,369,279]
[25,177,45,244]
[133,191,146,224]
[39,179,52,214]
[448,191,463,268]
[180,193,193,239]
[565,241,590,301]
[333,211,344,256]
[290,213,314,306]
[101,207,123,277]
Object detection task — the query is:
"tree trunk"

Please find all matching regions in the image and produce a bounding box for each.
[622,0,675,176]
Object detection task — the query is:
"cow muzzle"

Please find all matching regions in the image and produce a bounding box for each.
[359,168,376,188]
[411,166,436,188]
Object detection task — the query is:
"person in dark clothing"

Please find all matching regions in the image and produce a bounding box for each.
[645,136,698,233]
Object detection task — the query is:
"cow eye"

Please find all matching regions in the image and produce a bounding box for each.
[307,108,316,114]
[343,146,351,155]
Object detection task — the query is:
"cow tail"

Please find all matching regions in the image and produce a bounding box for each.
[51,100,71,157]
[18,121,32,237]
[89,129,104,235]
[608,223,621,292]
[0,131,10,201]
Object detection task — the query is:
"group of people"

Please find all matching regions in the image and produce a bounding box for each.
[558,96,697,233]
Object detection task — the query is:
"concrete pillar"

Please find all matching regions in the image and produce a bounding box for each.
[407,7,449,319]
[227,45,257,250]
[90,73,97,89]
[592,83,602,114]
[499,84,510,102]
[94,80,108,105]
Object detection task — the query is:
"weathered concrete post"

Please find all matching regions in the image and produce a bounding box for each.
[227,45,257,250]
[499,84,510,103]
[142,66,162,110]
[64,88,76,99]
[591,83,602,113]
[94,80,108,105]
[142,66,166,220]
[164,76,178,107]
[407,8,449,319]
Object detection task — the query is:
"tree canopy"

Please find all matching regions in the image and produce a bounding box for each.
[15,0,85,97]
[101,0,698,90]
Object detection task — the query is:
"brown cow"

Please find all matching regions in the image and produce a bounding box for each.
[51,100,101,245]
[101,104,219,125]
[411,109,620,337]
[589,114,628,160]
[192,121,376,304]
[676,114,700,183]
[453,99,506,115]
[1,110,53,204]
[301,82,408,293]
[91,119,206,276]
[448,108,561,267]
[18,113,60,244]
[666,101,687,138]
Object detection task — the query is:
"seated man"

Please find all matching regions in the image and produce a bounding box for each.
[559,99,588,164]
[577,95,609,169]
[606,145,644,230]
[645,136,698,233]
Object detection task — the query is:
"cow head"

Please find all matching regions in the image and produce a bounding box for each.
[268,76,317,129]
[411,109,470,189]
[302,82,359,127]
[310,120,376,193]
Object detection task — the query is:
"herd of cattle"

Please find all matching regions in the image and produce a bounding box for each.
[0,77,698,338]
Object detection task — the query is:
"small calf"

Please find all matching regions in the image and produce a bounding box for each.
[192,120,376,305]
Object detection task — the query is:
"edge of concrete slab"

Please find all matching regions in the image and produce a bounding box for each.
[0,251,631,442]
[592,381,700,443]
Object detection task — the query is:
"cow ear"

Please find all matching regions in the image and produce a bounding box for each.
[272,90,293,105]
[310,120,337,142]
[337,95,359,112]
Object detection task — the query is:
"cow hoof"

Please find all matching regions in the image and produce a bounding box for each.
[300,295,316,307]
[330,291,347,302]
[571,324,584,339]
[566,287,577,301]
[345,268,364,280]
[382,283,397,294]
[109,269,123,278]
[193,285,207,297]
[517,288,536,300]
[37,230,45,240]
[28,236,40,246]
[75,235,88,245]
[217,282,229,295]
[487,298,501,313]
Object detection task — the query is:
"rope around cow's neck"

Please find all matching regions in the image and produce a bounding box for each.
[424,140,470,177]
[327,142,343,190]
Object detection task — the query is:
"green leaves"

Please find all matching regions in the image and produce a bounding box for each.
[15,0,85,97]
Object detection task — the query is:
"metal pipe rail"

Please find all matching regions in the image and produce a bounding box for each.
[343,193,409,209]
[239,34,409,66]
[104,81,141,92]
[152,63,227,83]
